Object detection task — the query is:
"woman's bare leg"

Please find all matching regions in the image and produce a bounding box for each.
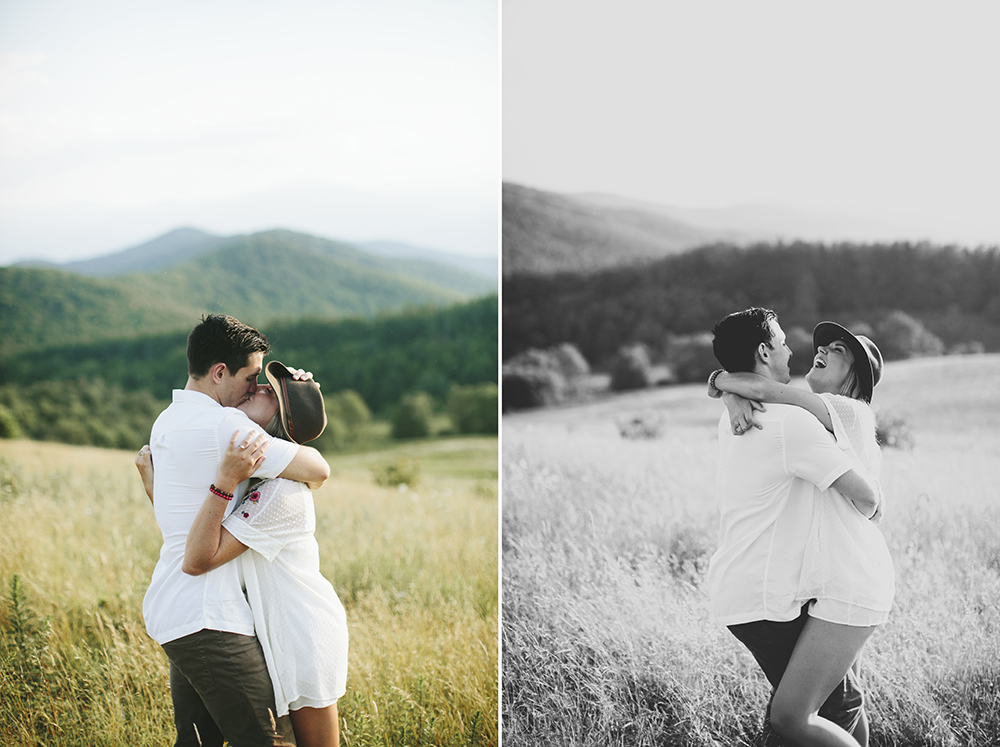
[850,656,868,747]
[770,618,876,746]
[289,703,340,747]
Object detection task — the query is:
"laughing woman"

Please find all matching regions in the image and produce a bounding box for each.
[138,362,348,747]
[709,322,895,747]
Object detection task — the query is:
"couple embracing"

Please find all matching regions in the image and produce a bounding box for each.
[706,307,895,747]
[136,314,348,747]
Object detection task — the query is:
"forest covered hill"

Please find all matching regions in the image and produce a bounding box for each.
[2,228,497,353]
[503,241,1000,366]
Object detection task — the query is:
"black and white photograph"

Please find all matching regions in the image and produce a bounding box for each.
[502,2,1000,745]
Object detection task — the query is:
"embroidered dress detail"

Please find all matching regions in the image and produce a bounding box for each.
[234,490,267,522]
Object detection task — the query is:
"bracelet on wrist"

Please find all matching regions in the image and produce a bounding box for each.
[209,483,234,501]
[708,368,725,395]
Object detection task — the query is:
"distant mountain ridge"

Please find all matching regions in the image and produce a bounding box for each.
[502,183,753,277]
[504,182,985,278]
[1,227,497,353]
[13,226,498,281]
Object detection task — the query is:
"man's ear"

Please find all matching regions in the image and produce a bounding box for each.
[210,362,228,384]
[756,341,770,365]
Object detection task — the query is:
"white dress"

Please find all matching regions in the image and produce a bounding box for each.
[797,394,895,626]
[222,477,349,716]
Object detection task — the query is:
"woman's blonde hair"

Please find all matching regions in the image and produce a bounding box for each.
[265,409,285,440]
[839,367,863,400]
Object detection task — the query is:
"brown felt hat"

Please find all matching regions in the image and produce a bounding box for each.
[813,322,884,404]
[264,361,327,444]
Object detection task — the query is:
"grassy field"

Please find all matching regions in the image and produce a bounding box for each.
[502,354,1000,747]
[0,435,498,746]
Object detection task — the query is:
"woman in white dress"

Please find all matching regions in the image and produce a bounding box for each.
[709,322,894,747]
[139,361,348,747]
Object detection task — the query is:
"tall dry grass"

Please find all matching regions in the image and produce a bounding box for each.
[502,355,1000,747]
[0,436,498,746]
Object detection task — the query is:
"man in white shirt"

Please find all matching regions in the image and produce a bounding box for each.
[705,308,878,746]
[143,314,330,747]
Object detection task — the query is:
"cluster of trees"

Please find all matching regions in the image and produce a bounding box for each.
[0,378,499,452]
[391,383,499,438]
[0,380,165,450]
[502,304,971,411]
[0,296,499,450]
[503,242,1000,367]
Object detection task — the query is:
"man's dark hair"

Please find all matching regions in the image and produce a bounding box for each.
[187,314,270,378]
[711,307,778,372]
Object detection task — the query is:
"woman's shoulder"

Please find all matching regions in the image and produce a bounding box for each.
[251,477,308,498]
[233,477,310,523]
[819,392,871,410]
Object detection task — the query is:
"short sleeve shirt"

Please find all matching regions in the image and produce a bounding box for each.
[706,404,855,626]
[142,389,298,644]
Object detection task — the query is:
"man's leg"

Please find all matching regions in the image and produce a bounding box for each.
[163,630,296,747]
[728,606,866,745]
[168,659,224,747]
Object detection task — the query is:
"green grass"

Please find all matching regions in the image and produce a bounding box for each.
[502,354,1000,747]
[0,436,498,746]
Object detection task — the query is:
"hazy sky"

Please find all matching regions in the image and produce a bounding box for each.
[504,1,1000,247]
[0,0,498,263]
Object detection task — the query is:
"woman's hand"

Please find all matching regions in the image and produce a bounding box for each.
[722,393,766,435]
[290,368,318,386]
[135,445,155,505]
[215,431,270,494]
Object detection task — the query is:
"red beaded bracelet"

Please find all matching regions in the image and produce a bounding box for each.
[209,484,234,501]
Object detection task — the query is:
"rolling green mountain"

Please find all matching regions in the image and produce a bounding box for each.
[1,228,495,353]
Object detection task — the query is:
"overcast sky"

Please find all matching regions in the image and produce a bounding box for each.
[504,1,1000,247]
[0,0,498,264]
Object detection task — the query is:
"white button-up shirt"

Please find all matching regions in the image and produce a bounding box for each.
[706,404,854,626]
[143,390,298,644]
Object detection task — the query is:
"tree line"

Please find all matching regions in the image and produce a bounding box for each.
[502,242,1000,366]
[0,296,499,449]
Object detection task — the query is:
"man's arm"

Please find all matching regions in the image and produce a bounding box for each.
[277,445,330,490]
[135,445,155,505]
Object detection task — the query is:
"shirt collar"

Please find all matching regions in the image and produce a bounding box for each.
[172,389,222,407]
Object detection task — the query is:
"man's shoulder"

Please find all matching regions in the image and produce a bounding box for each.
[760,402,817,421]
[770,404,835,449]
[757,402,810,423]
[152,396,250,435]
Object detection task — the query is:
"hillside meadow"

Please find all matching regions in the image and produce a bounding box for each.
[502,354,1000,746]
[0,436,498,746]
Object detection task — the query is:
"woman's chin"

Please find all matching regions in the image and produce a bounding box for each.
[804,369,821,391]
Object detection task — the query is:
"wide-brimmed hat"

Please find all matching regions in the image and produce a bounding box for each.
[812,322,884,404]
[264,361,327,444]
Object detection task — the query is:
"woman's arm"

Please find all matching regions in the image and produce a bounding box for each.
[182,431,269,576]
[831,468,880,519]
[713,371,834,433]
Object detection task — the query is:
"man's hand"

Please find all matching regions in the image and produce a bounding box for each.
[136,445,155,505]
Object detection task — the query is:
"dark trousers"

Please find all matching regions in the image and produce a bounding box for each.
[161,629,296,747]
[728,605,864,746]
